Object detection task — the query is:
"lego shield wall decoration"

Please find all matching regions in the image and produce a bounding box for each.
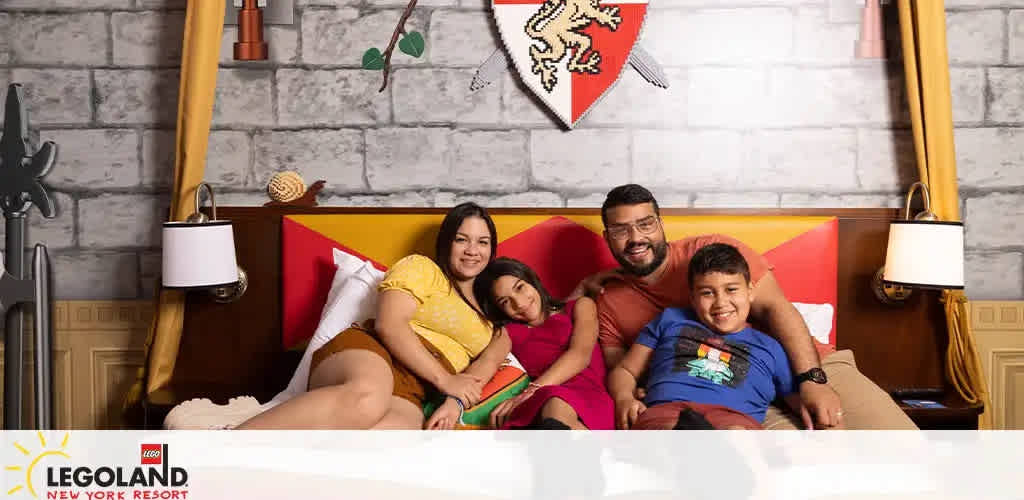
[492,0,648,128]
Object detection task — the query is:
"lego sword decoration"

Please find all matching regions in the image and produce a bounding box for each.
[470,44,670,92]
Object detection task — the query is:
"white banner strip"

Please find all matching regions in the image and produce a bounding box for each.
[1,431,1016,500]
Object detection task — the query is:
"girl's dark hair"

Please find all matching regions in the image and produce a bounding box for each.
[473,257,565,327]
[435,202,498,320]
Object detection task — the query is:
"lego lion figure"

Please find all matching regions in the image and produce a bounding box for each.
[524,0,622,92]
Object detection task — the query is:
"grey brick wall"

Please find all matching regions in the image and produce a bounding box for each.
[0,0,1021,299]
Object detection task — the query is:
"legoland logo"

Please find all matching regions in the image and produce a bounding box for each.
[139,446,161,466]
[5,432,72,498]
[6,434,189,499]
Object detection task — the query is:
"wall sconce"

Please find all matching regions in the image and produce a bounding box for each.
[855,0,886,59]
[873,182,964,305]
[234,0,268,61]
[162,183,248,303]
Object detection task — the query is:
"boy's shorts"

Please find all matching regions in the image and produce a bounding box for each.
[633,401,762,430]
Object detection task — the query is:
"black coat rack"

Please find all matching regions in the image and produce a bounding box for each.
[1,83,57,429]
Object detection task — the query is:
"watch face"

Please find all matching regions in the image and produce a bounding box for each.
[798,368,827,385]
[810,368,827,384]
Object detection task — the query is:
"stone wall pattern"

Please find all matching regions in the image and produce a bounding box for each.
[0,0,1020,299]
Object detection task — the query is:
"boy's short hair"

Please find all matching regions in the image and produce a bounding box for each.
[688,243,751,286]
[601,184,660,226]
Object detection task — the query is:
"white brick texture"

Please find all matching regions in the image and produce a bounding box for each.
[253,129,366,192]
[531,130,631,191]
[366,128,452,191]
[10,13,107,65]
[965,193,1024,249]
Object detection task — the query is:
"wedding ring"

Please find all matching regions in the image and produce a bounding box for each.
[836,410,845,416]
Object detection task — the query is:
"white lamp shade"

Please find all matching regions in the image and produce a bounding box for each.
[882,220,964,289]
[162,221,239,288]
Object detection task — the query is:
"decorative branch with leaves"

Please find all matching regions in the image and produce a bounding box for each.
[361,0,425,92]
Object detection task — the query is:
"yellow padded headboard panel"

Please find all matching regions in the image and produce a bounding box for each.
[281,214,839,350]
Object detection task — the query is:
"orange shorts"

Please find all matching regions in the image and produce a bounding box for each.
[633,401,762,430]
[310,327,431,408]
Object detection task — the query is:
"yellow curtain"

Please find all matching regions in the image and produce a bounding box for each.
[124,0,226,413]
[896,0,987,420]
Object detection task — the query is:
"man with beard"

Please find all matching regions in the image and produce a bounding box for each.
[589,184,916,430]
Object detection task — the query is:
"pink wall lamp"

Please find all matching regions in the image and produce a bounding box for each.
[856,0,886,59]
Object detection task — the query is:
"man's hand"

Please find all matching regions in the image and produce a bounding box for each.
[615,397,646,430]
[425,397,462,430]
[798,383,843,429]
[567,268,621,300]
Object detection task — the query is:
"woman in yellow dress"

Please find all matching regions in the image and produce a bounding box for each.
[238,203,511,430]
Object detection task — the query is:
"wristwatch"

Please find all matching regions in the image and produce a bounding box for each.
[794,367,827,386]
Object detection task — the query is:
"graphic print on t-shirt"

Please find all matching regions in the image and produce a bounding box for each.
[671,325,751,388]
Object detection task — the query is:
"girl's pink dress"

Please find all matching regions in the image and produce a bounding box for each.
[501,300,615,430]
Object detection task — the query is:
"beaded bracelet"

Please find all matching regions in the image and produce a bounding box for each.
[446,395,466,423]
[447,394,465,410]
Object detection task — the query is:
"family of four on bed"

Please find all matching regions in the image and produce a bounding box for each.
[226,183,915,431]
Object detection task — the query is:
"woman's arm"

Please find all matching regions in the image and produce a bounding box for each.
[374,289,482,404]
[531,297,600,388]
[462,326,513,383]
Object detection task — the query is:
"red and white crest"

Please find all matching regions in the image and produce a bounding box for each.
[493,0,648,128]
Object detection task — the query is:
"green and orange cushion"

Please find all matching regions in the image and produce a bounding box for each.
[422,362,530,429]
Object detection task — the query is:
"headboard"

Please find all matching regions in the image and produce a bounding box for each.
[166,207,949,406]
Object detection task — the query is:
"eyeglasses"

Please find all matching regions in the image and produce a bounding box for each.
[605,216,660,240]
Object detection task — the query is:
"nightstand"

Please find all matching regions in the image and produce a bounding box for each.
[897,393,983,430]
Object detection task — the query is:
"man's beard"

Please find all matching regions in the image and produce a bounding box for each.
[614,239,669,277]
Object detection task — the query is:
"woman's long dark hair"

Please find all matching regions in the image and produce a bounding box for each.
[473,257,565,327]
[435,202,498,320]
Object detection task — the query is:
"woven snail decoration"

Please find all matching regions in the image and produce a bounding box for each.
[264,171,326,207]
[267,171,306,203]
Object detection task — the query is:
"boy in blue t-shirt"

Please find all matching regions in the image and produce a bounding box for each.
[607,243,806,430]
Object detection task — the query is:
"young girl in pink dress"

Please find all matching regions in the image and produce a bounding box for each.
[473,257,614,430]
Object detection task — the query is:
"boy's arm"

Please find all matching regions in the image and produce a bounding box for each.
[608,343,654,429]
[748,272,841,427]
[602,346,627,372]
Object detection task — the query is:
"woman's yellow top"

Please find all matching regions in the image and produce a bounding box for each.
[378,254,492,373]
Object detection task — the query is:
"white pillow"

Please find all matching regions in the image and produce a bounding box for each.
[314,248,385,345]
[268,248,385,407]
[792,302,835,345]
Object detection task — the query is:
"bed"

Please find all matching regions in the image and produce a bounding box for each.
[140,207,968,429]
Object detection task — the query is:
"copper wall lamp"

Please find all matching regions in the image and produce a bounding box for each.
[226,0,294,62]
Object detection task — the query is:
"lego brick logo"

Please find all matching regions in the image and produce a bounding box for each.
[141,444,162,465]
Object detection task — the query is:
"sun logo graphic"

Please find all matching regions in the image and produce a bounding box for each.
[5,431,71,498]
